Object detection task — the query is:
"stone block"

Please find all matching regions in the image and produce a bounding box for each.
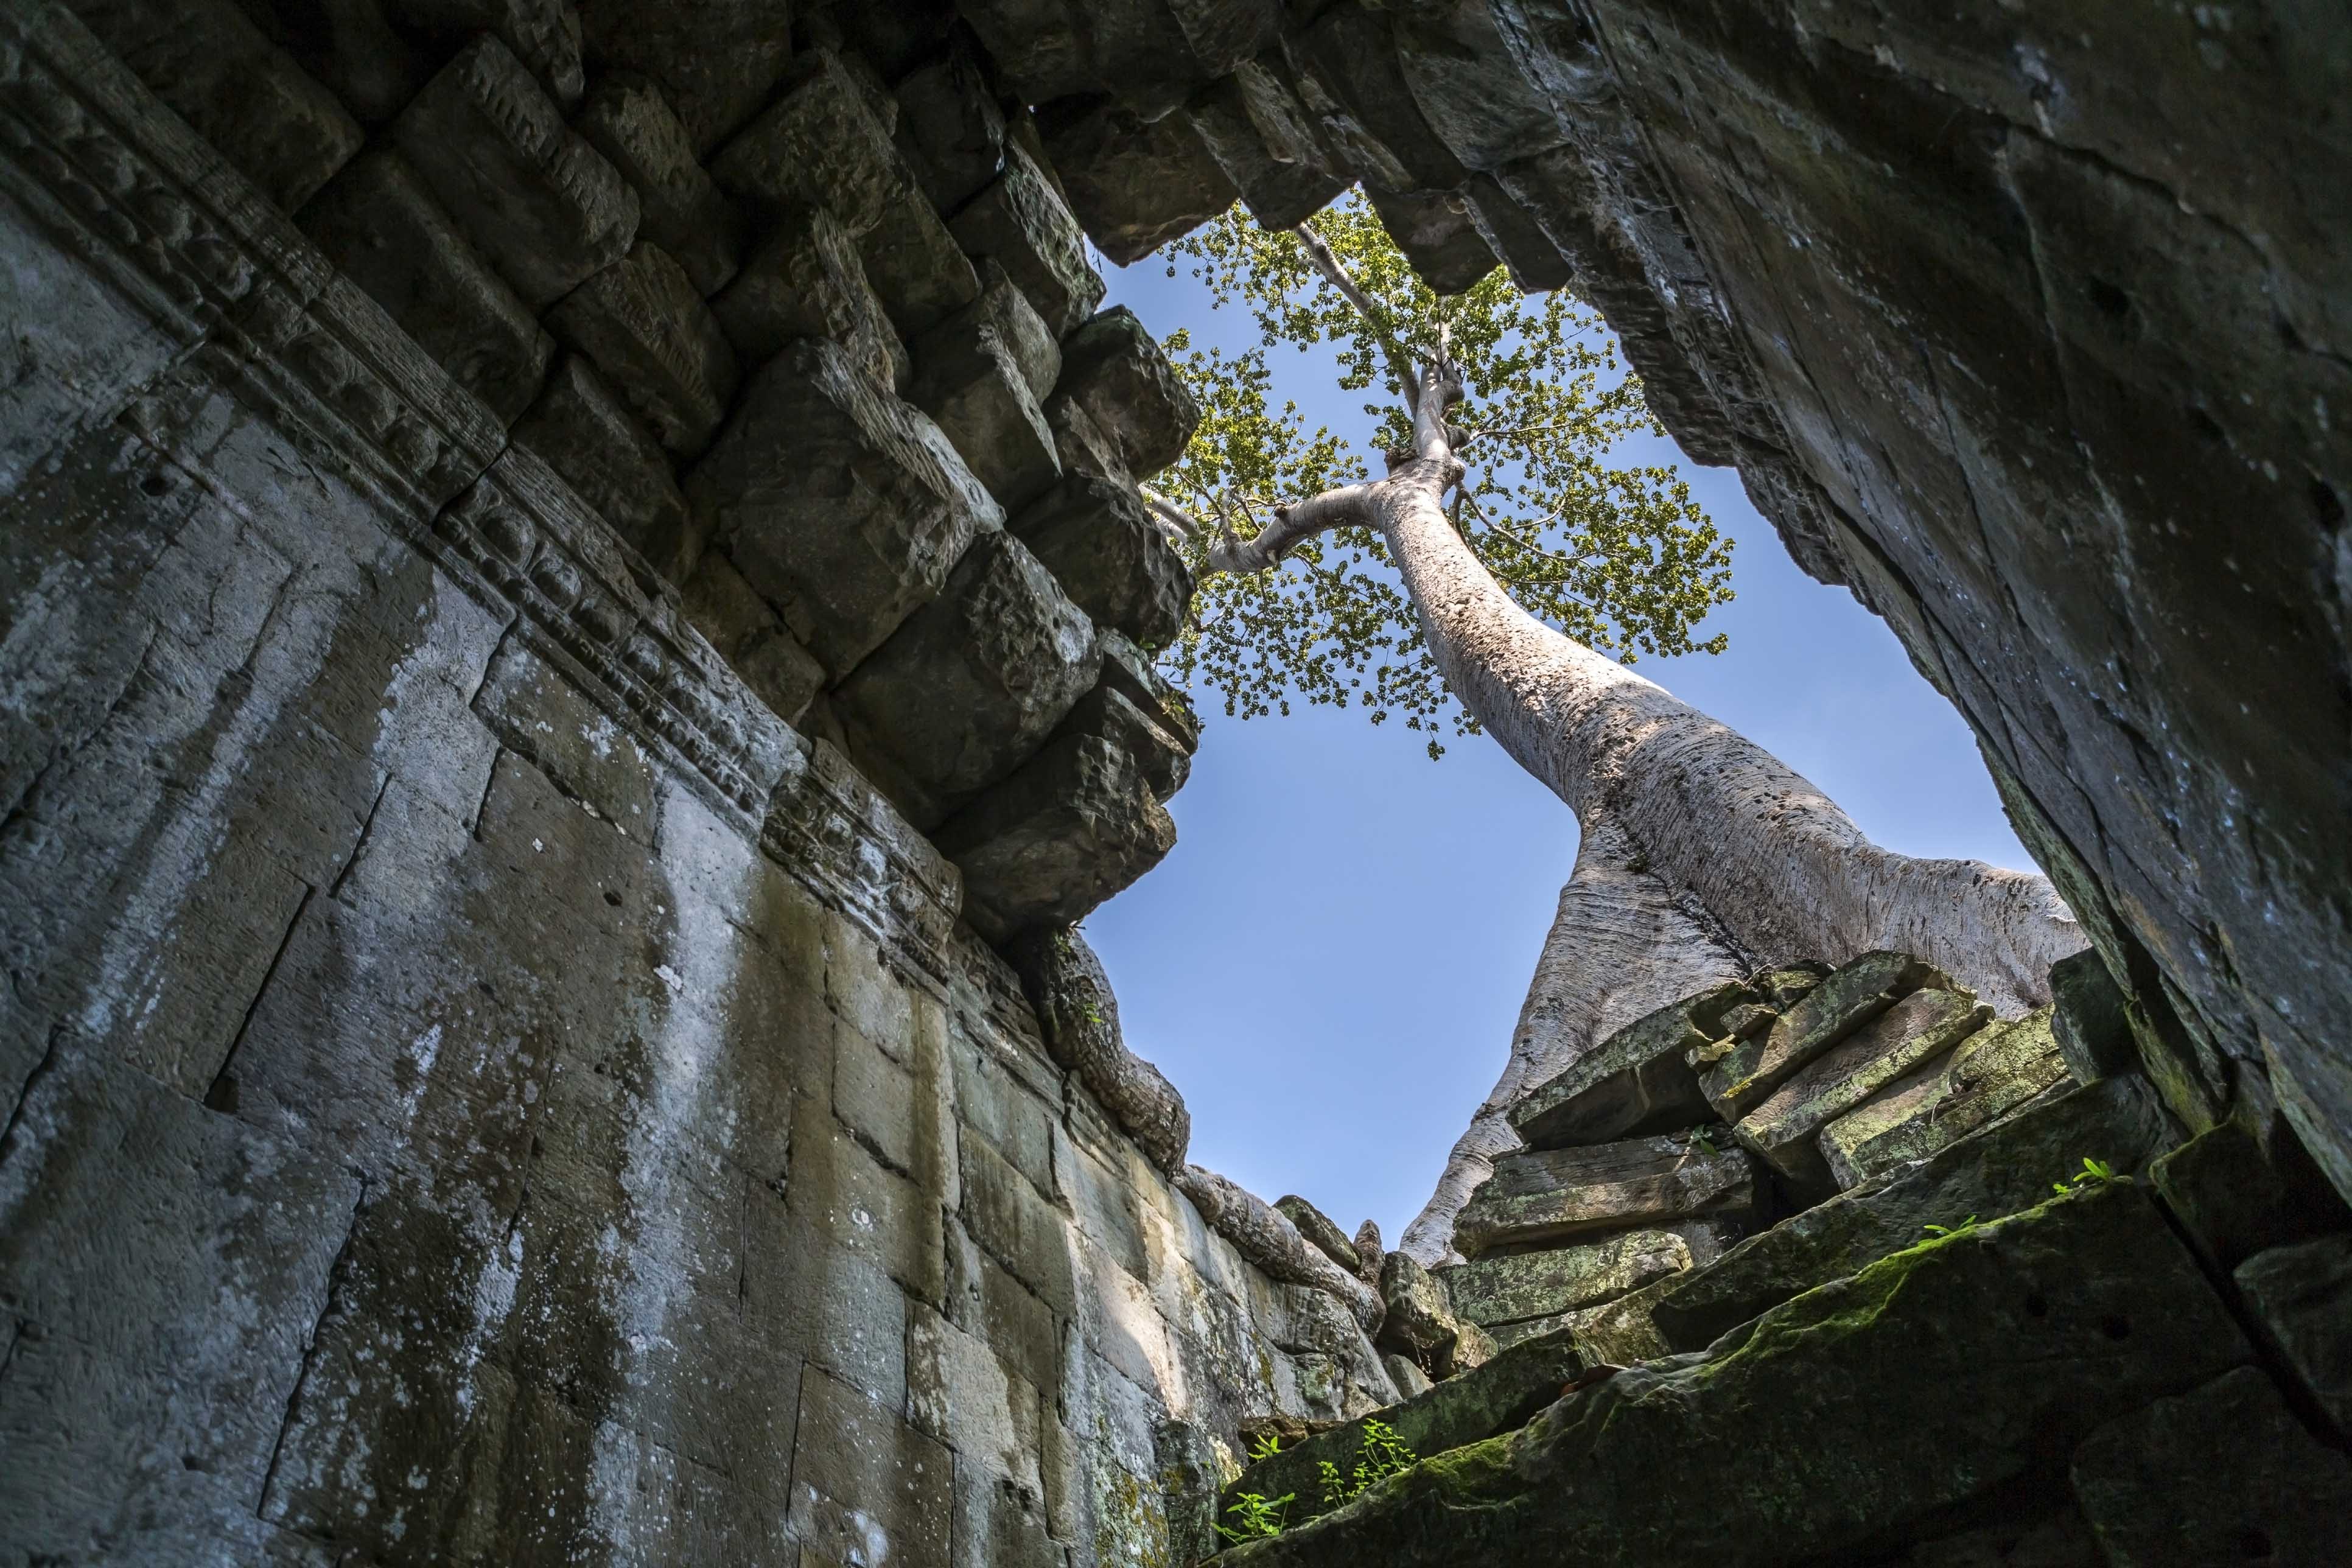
[1440,1230,1694,1329]
[1286,0,1469,195]
[959,1127,1078,1319]
[945,1221,1063,1403]
[953,1461,1064,1568]
[688,338,1001,674]
[1737,985,1992,1194]
[1222,1326,1586,1533]
[1375,1248,1463,1362]
[1052,682,1191,805]
[835,530,1100,824]
[297,149,554,425]
[1364,183,1500,297]
[240,0,431,125]
[1037,97,1237,265]
[2047,948,2137,1083]
[1052,307,1201,482]
[2070,1367,2352,1566]
[950,141,1108,339]
[934,731,1177,937]
[1010,473,1194,648]
[791,1368,955,1568]
[894,43,1010,214]
[2236,1234,2352,1437]
[1650,1075,2179,1354]
[785,1091,946,1307]
[1819,1008,2073,1189]
[391,35,639,310]
[909,315,1063,511]
[77,0,362,213]
[710,49,979,336]
[471,634,659,830]
[740,1208,910,1407]
[710,206,908,386]
[935,262,1063,405]
[1275,1195,1359,1275]
[1188,74,1347,231]
[1098,629,1201,752]
[1698,950,1936,1121]
[380,0,585,107]
[1507,981,1749,1149]
[1461,173,1575,294]
[908,1301,1045,1494]
[1454,1132,1762,1259]
[2151,1121,2345,1273]
[1044,387,1135,486]
[510,354,695,577]
[574,72,747,296]
[575,0,797,153]
[548,240,740,456]
[676,551,824,726]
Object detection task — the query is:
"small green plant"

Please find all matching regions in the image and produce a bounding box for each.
[1683,1127,1720,1157]
[1217,1492,1293,1544]
[1317,1419,1419,1510]
[2054,1155,2123,1195]
[1922,1216,1980,1239]
[1246,1430,1283,1463]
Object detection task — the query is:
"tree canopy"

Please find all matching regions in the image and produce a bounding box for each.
[1146,195,1734,757]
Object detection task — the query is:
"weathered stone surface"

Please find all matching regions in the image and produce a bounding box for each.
[2071,1367,2352,1566]
[1651,1075,2179,1354]
[76,0,363,212]
[1508,982,1747,1149]
[893,42,1009,214]
[297,148,555,424]
[1053,307,1202,483]
[1188,75,1347,231]
[574,0,794,153]
[2149,1121,2347,1276]
[935,730,1177,936]
[950,141,1108,339]
[1224,1185,2249,1567]
[934,263,1063,407]
[1737,985,1991,1192]
[1010,474,1193,649]
[1364,184,1500,297]
[547,240,739,456]
[1276,1196,1360,1276]
[711,50,979,335]
[1225,1327,1587,1533]
[1051,683,1191,805]
[390,35,638,310]
[2234,1235,2352,1441]
[1037,97,1238,266]
[909,314,1063,512]
[834,530,1099,825]
[242,0,431,125]
[2048,947,2135,1085]
[688,337,1001,673]
[712,206,908,388]
[1454,1133,1760,1259]
[1699,951,1936,1121]
[1441,1229,1693,1329]
[677,551,824,726]
[510,353,694,577]
[380,0,585,107]
[1460,173,1574,294]
[573,72,746,296]
[1819,1009,2071,1189]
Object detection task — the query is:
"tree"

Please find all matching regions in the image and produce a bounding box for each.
[1141,198,2086,1262]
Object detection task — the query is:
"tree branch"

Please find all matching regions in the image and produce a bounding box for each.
[1137,483,1200,541]
[1292,221,1418,402]
[1205,481,1377,574]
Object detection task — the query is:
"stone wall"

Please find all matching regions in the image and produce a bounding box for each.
[0,6,1392,1564]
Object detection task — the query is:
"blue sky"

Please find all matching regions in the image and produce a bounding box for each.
[1086,254,2037,1248]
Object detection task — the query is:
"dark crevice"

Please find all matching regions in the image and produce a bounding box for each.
[203,881,315,1117]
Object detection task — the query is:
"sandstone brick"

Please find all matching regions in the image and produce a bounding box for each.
[1052,307,1200,481]
[894,43,1010,213]
[712,206,908,386]
[575,0,796,153]
[676,550,825,726]
[548,240,740,457]
[910,312,1063,511]
[1037,97,1237,265]
[1011,472,1194,648]
[381,0,586,107]
[785,1090,947,1307]
[950,141,1107,339]
[574,72,747,296]
[791,1368,955,1568]
[935,731,1177,937]
[511,353,696,578]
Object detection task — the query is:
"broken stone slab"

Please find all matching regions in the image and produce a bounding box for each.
[1276,1197,1361,1277]
[908,317,1063,513]
[1737,985,1992,1195]
[2070,1366,2352,1565]
[833,530,1099,827]
[710,207,908,388]
[1049,684,1190,804]
[573,0,796,154]
[547,241,739,457]
[949,141,1108,340]
[2235,1234,2352,1437]
[1217,1183,2250,1567]
[296,148,554,425]
[1036,98,1237,265]
[390,35,638,310]
[1353,1221,1385,1287]
[1009,474,1193,649]
[1818,1007,2072,1189]
[1649,1074,2179,1354]
[934,730,1176,937]
[2152,1121,2352,1273]
[892,41,1009,214]
[510,354,694,578]
[573,72,746,296]
[1364,184,1500,297]
[1440,1229,1695,1330]
[2047,947,2136,1084]
[1505,981,1751,1150]
[1052,307,1201,482]
[1698,950,1937,1122]
[687,337,1001,674]
[676,552,824,727]
[1042,390,1133,488]
[1453,1133,1762,1259]
[710,49,979,336]
[1220,1326,1587,1535]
